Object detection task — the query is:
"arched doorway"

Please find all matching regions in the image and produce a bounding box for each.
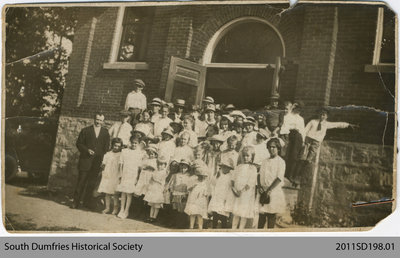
[203,17,285,109]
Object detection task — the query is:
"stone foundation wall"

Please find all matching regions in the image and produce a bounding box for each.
[47,116,116,196]
[295,140,394,227]
[49,116,395,228]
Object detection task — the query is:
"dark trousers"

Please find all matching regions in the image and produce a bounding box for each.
[212,212,228,229]
[285,130,304,183]
[258,213,276,229]
[73,157,102,208]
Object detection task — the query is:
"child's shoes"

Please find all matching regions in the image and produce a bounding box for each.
[111,208,119,215]
[117,210,125,218]
[102,208,110,214]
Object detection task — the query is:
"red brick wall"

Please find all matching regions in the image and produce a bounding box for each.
[60,4,394,144]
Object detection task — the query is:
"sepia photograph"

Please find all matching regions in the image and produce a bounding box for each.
[2,0,397,232]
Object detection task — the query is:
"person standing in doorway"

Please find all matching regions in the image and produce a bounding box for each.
[72,112,110,210]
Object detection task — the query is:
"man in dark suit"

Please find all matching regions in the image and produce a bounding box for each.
[71,112,110,209]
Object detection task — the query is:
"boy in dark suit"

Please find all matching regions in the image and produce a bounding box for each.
[72,112,110,209]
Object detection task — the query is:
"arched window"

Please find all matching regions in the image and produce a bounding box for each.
[203,18,285,109]
[212,21,284,64]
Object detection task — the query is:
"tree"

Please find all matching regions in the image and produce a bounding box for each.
[5,7,79,118]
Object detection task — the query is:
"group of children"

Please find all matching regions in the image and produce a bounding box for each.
[96,79,354,229]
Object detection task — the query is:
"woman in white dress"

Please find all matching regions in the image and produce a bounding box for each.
[258,138,287,229]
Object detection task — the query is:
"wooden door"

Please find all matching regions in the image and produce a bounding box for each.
[165,56,206,106]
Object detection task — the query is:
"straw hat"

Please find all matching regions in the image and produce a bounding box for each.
[230,110,246,119]
[244,116,256,125]
[174,99,186,107]
[225,104,235,111]
[205,104,216,112]
[179,159,191,167]
[208,134,225,143]
[257,128,270,139]
[150,97,162,106]
[202,96,214,104]
[161,127,174,137]
[145,144,158,154]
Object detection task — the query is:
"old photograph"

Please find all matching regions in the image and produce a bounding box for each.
[2,0,397,232]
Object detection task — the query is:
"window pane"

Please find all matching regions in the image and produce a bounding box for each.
[117,7,153,62]
[171,81,197,107]
[212,21,284,64]
[380,8,395,64]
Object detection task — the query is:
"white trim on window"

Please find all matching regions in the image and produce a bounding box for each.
[202,16,286,68]
[372,7,384,65]
[365,7,395,73]
[103,6,149,70]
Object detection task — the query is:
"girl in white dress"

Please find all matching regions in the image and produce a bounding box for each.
[134,144,158,197]
[258,138,287,229]
[98,138,123,215]
[180,115,198,148]
[158,128,176,163]
[144,156,168,222]
[240,116,258,148]
[172,132,194,162]
[231,146,258,229]
[168,159,192,228]
[253,129,270,167]
[208,157,235,228]
[116,136,144,219]
[135,109,154,137]
[184,164,209,229]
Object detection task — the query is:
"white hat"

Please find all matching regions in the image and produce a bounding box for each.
[174,99,185,107]
[150,97,162,106]
[221,114,234,123]
[202,96,214,104]
[230,110,246,119]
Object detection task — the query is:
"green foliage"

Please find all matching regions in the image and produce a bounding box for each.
[5,7,79,118]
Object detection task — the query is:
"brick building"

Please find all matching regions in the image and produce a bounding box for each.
[48,1,396,227]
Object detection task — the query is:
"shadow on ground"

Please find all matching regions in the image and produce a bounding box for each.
[4,213,85,232]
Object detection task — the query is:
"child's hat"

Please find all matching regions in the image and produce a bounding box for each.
[230,110,246,119]
[134,79,145,88]
[174,99,186,107]
[195,166,208,177]
[192,159,207,170]
[133,124,148,136]
[205,104,216,112]
[202,96,214,104]
[208,134,225,143]
[169,121,183,133]
[257,128,270,139]
[145,144,158,154]
[150,97,162,106]
[221,114,234,123]
[244,116,256,125]
[225,104,235,111]
[179,159,191,167]
[161,127,174,137]
[219,157,235,170]
[157,155,168,164]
